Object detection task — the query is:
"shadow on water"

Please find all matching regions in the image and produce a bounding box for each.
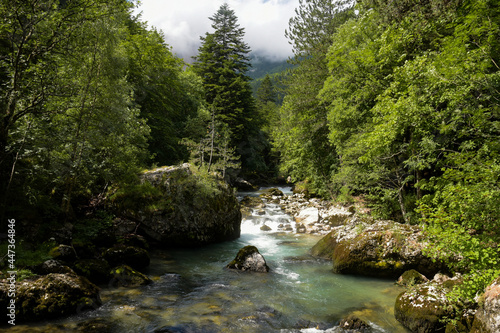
[5,188,409,333]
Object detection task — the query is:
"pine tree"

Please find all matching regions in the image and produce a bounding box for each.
[256,75,277,106]
[193,3,258,171]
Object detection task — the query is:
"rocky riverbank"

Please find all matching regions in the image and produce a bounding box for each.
[239,187,500,333]
[0,164,243,324]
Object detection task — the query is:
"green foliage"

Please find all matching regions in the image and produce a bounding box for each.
[0,239,56,270]
[272,0,354,197]
[108,180,171,218]
[72,210,115,242]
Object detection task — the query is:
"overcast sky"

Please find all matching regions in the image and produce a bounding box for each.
[134,0,299,62]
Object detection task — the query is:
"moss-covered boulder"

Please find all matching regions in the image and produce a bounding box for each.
[338,314,372,332]
[0,273,101,322]
[34,259,76,275]
[102,245,150,270]
[312,220,444,278]
[49,244,77,263]
[397,269,429,287]
[260,187,284,198]
[111,163,241,247]
[471,276,500,333]
[73,259,111,285]
[395,276,466,333]
[109,265,152,287]
[227,245,269,272]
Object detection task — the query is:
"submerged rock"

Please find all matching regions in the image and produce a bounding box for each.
[0,273,101,322]
[227,245,269,272]
[117,163,241,247]
[471,276,500,332]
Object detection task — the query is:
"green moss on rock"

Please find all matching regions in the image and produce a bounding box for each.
[8,273,101,322]
[109,265,152,287]
[227,245,269,273]
[112,164,241,247]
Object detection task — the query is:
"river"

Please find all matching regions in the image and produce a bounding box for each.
[7,188,408,332]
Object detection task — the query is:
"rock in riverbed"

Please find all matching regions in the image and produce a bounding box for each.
[227,245,269,272]
[0,273,101,322]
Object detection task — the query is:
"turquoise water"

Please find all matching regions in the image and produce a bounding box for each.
[6,190,408,332]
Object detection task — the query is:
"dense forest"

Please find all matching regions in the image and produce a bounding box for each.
[1,0,499,317]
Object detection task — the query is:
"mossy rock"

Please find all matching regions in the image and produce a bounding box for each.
[327,221,444,278]
[338,314,371,332]
[227,245,269,272]
[118,164,242,247]
[260,225,272,231]
[240,196,264,208]
[310,231,341,259]
[12,273,101,322]
[102,245,150,270]
[49,244,77,263]
[395,282,453,333]
[260,188,284,197]
[32,259,75,275]
[73,259,111,285]
[470,276,500,333]
[109,265,152,287]
[119,234,149,250]
[397,269,429,287]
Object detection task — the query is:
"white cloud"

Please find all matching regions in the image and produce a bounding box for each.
[134,0,299,62]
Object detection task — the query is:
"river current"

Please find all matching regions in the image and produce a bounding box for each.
[8,187,408,332]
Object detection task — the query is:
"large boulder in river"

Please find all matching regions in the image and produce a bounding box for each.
[0,273,101,322]
[227,245,269,272]
[311,220,444,278]
[471,276,500,332]
[394,274,471,333]
[111,163,241,247]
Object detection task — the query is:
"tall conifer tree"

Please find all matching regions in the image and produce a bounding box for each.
[193,3,259,171]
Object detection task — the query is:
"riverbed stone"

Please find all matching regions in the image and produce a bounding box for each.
[471,276,500,332]
[1,273,101,322]
[227,245,269,272]
[115,163,241,247]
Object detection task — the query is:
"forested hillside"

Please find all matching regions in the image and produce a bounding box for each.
[1,0,498,314]
[272,0,500,304]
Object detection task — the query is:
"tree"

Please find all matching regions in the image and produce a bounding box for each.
[0,0,142,223]
[193,3,262,174]
[272,0,354,197]
[256,75,277,106]
[124,21,199,166]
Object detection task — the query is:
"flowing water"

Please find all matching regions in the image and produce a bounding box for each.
[7,188,409,332]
